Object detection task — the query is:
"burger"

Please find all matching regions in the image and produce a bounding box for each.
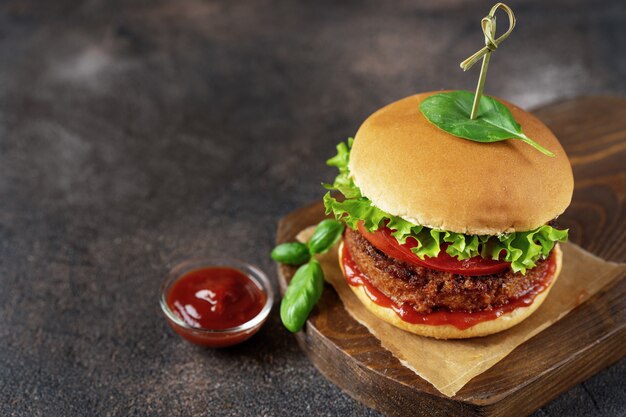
[324,91,573,339]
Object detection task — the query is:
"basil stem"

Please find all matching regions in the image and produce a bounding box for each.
[518,133,556,157]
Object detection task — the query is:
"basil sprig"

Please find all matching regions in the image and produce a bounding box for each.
[272,219,344,332]
[419,90,554,156]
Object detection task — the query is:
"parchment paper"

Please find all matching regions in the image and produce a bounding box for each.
[297,227,626,397]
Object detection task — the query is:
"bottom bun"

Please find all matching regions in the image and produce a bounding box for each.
[338,243,563,339]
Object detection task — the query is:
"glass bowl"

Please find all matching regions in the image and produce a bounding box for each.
[160,258,273,348]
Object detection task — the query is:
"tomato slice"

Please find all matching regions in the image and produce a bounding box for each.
[357,222,510,276]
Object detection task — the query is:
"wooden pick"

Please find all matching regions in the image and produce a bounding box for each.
[460,3,516,120]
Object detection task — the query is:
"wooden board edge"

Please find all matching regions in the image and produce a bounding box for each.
[531,94,626,112]
[483,326,626,416]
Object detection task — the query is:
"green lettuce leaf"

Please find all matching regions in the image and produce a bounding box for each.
[323,139,568,274]
[322,138,361,199]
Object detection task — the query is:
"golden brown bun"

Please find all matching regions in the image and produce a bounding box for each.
[338,242,562,339]
[349,92,574,235]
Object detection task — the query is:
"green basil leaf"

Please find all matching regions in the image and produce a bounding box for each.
[271,242,310,265]
[280,260,324,332]
[419,91,554,156]
[308,219,345,255]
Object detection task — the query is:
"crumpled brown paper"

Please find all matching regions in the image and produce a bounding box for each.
[297,227,626,397]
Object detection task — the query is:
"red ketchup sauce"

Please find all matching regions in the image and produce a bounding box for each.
[341,244,557,330]
[165,267,267,347]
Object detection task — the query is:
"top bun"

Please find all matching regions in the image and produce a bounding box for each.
[349,91,574,235]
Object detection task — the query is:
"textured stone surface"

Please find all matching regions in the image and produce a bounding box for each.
[0,1,623,416]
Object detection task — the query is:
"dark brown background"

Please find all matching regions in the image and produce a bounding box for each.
[0,0,624,416]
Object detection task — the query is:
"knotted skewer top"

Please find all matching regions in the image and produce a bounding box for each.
[460,3,516,119]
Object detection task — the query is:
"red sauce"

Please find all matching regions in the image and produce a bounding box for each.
[341,243,557,330]
[165,267,267,347]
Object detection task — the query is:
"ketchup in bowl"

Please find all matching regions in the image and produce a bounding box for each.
[160,259,273,348]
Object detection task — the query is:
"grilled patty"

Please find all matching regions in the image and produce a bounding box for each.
[344,228,551,314]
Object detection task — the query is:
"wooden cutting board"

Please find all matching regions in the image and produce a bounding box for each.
[275,96,626,417]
